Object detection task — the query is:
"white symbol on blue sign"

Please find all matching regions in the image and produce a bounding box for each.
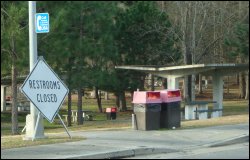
[36,13,49,33]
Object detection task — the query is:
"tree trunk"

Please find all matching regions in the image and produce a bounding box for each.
[67,57,73,126]
[162,78,167,89]
[184,76,188,102]
[95,87,102,113]
[130,91,134,100]
[151,74,155,91]
[119,91,127,111]
[150,74,155,91]
[245,71,249,100]
[184,48,193,102]
[130,91,134,109]
[11,55,18,135]
[236,74,239,85]
[239,72,245,99]
[115,93,120,109]
[67,89,72,127]
[191,75,196,101]
[183,14,193,102]
[179,3,189,102]
[198,74,203,94]
[184,75,192,102]
[140,75,145,91]
[188,77,192,102]
[77,88,83,125]
[119,94,122,111]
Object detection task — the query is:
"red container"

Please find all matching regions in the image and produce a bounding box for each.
[111,107,117,112]
[132,91,162,104]
[160,89,181,103]
[106,107,117,113]
[5,96,11,101]
[106,107,117,120]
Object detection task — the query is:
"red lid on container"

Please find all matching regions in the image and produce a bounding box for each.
[160,89,181,102]
[111,107,117,112]
[132,91,162,104]
[167,90,180,98]
[147,92,161,100]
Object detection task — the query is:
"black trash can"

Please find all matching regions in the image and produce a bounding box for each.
[106,107,117,120]
[133,91,161,130]
[160,90,181,129]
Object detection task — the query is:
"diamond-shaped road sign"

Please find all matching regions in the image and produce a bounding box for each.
[21,57,69,123]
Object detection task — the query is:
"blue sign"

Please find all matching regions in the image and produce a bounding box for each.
[36,13,49,33]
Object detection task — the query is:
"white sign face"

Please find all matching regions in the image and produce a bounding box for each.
[21,57,68,123]
[36,13,49,33]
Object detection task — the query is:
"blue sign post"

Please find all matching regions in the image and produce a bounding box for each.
[36,13,49,33]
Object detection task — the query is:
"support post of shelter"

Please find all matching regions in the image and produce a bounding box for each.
[167,77,179,89]
[1,85,7,112]
[212,73,223,117]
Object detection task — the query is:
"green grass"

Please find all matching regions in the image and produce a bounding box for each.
[2,99,248,135]
[61,96,121,111]
[1,97,248,150]
[181,114,248,129]
[1,135,85,150]
[206,100,249,116]
[221,100,249,116]
[1,106,133,136]
[2,85,248,149]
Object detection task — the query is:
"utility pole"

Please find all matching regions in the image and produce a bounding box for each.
[24,1,45,140]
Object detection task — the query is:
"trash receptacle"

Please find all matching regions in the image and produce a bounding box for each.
[160,89,181,129]
[106,107,117,120]
[133,91,161,130]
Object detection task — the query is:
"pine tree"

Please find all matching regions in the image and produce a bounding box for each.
[1,1,29,134]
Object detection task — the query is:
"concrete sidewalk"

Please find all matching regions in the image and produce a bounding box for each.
[1,123,249,159]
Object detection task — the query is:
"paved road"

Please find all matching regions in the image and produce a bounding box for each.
[126,142,249,159]
[1,123,249,159]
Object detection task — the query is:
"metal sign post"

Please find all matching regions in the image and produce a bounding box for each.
[26,1,45,140]
[57,114,72,139]
[25,1,70,140]
[32,112,41,141]
[32,112,71,140]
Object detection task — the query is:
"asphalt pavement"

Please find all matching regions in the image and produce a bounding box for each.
[1,123,249,159]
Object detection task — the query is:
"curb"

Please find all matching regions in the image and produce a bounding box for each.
[67,147,178,159]
[204,134,249,147]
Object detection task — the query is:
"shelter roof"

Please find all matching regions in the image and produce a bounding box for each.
[115,63,249,78]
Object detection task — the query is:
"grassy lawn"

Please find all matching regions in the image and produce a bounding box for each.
[1,134,85,150]
[1,108,133,136]
[1,92,249,149]
[181,114,249,129]
[221,100,249,116]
